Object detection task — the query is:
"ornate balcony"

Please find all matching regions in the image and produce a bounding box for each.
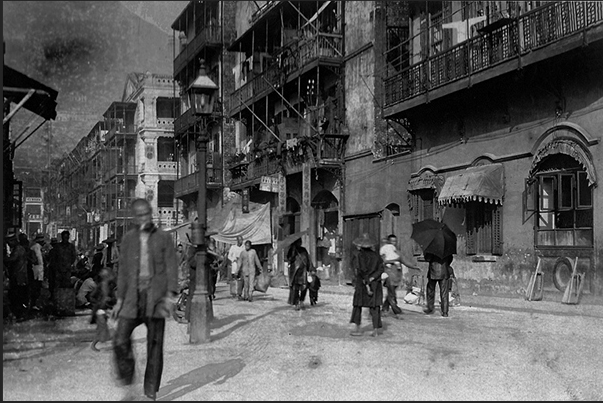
[384,1,603,113]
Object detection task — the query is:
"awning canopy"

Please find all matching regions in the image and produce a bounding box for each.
[529,139,597,186]
[3,64,58,121]
[438,164,505,206]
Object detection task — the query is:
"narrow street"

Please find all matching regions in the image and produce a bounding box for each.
[4,281,603,401]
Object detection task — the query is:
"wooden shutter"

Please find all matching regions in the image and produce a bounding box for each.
[492,206,503,255]
[466,205,476,255]
[522,178,538,224]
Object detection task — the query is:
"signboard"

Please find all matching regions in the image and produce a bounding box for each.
[259,176,272,192]
[271,176,279,193]
[12,181,23,227]
[242,188,249,213]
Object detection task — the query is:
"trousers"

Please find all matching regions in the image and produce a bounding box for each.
[113,289,166,398]
[425,278,450,314]
[350,306,382,329]
[382,278,402,315]
[242,271,256,300]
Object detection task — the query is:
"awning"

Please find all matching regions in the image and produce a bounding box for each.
[530,139,597,186]
[438,164,505,206]
[3,64,58,121]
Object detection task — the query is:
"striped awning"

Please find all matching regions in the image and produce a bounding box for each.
[438,164,505,206]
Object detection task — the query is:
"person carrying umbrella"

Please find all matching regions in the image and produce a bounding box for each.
[410,219,457,318]
[349,233,384,337]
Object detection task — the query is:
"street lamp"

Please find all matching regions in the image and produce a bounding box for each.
[187,59,218,344]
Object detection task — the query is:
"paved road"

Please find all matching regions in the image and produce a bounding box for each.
[3,281,603,401]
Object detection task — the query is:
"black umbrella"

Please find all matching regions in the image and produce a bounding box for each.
[272,230,308,256]
[411,219,457,259]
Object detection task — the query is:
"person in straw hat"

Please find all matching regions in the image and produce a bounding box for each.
[349,233,384,337]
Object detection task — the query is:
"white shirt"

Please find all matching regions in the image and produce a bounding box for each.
[379,243,400,262]
[228,244,245,274]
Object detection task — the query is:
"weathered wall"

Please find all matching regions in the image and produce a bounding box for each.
[346,39,603,297]
[344,1,377,155]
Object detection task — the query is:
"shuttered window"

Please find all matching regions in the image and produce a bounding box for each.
[466,202,503,255]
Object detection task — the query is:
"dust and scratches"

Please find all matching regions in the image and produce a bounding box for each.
[308,355,322,369]
[289,321,349,339]
[158,358,245,401]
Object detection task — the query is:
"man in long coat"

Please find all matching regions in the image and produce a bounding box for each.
[111,198,178,401]
[350,233,384,337]
[287,238,313,310]
[423,252,454,317]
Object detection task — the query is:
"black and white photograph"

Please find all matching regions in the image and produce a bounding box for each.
[3,1,603,400]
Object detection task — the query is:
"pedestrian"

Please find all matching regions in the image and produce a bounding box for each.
[29,233,46,311]
[4,233,29,321]
[206,236,223,300]
[238,240,263,302]
[48,231,78,316]
[227,236,245,298]
[350,233,384,337]
[423,252,454,317]
[19,233,36,312]
[286,238,314,310]
[111,198,178,401]
[91,243,105,280]
[89,267,116,351]
[379,234,419,318]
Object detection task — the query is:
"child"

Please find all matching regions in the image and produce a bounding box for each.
[89,268,116,351]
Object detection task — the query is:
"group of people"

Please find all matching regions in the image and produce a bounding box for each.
[349,232,455,337]
[226,236,265,303]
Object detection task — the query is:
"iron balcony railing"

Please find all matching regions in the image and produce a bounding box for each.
[231,33,343,110]
[384,1,603,107]
[174,25,222,77]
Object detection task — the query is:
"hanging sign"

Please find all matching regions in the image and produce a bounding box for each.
[260,176,272,192]
[242,188,250,213]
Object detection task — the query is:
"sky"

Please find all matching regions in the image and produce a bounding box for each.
[3,1,188,176]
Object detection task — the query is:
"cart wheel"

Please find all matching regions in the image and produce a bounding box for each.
[553,257,573,292]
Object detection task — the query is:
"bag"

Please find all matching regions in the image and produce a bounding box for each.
[254,272,271,293]
[230,278,243,295]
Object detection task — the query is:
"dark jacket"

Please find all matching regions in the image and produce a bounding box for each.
[117,225,178,319]
[425,253,454,280]
[5,244,28,286]
[352,248,384,308]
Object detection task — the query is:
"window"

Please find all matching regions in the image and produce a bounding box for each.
[466,202,502,255]
[157,137,175,161]
[157,181,175,208]
[525,169,594,247]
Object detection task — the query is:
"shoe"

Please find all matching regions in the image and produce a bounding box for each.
[371,329,379,337]
[441,312,449,317]
[248,298,253,302]
[423,308,434,315]
[237,296,244,301]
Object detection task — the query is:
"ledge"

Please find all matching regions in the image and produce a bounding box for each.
[471,255,498,262]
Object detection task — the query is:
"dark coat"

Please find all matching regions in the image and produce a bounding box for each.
[116,225,178,319]
[5,244,28,286]
[425,253,454,280]
[352,248,384,308]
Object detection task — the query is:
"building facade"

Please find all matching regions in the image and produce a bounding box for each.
[49,72,180,251]
[226,1,348,274]
[344,1,603,296]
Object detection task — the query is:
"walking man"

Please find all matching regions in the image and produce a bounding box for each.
[379,234,419,318]
[227,236,245,298]
[238,240,263,302]
[111,198,178,401]
[4,233,29,321]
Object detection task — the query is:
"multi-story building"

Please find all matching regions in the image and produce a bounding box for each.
[50,72,180,250]
[170,1,237,232]
[225,1,347,274]
[343,1,603,296]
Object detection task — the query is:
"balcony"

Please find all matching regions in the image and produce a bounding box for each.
[103,163,137,182]
[384,1,603,114]
[174,163,223,199]
[156,118,174,129]
[174,25,222,77]
[157,161,178,175]
[230,33,343,113]
[174,103,222,135]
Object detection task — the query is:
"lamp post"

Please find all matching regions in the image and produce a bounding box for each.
[187,59,218,344]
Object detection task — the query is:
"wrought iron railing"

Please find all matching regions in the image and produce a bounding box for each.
[384,1,603,107]
[174,25,222,76]
[231,33,343,108]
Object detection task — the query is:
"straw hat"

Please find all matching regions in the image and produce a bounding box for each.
[352,233,377,249]
[95,243,105,251]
